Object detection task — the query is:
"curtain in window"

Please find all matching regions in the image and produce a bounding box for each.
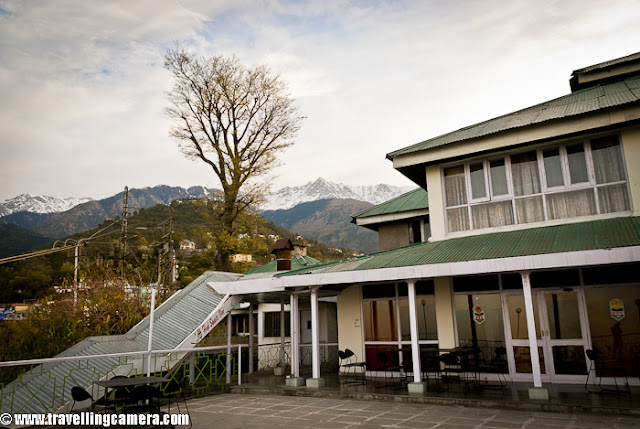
[591,137,626,184]
[511,152,541,196]
[447,207,470,232]
[363,300,397,342]
[444,166,467,207]
[547,189,596,220]
[598,184,630,213]
[515,196,545,224]
[471,201,514,229]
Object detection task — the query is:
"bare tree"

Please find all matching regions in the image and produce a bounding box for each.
[165,47,303,271]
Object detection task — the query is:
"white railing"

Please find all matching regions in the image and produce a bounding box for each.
[0,344,246,415]
[256,342,339,372]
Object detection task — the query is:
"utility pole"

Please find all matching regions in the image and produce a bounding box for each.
[157,216,173,287]
[119,186,129,279]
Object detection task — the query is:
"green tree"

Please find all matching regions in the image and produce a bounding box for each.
[164,48,303,272]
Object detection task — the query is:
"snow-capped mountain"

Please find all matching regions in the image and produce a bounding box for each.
[261,178,415,211]
[0,194,93,217]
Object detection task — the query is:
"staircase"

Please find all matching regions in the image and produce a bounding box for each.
[0,271,242,414]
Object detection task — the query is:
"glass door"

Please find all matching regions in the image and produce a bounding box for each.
[504,292,549,382]
[503,289,589,382]
[538,291,589,380]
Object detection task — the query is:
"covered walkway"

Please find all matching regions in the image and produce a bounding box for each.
[229,371,640,417]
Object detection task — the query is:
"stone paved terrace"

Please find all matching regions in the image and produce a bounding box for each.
[187,393,640,429]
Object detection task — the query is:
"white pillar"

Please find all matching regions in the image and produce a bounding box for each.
[290,294,300,378]
[248,302,254,374]
[310,286,321,379]
[226,312,232,384]
[407,280,422,383]
[146,288,157,377]
[521,271,542,388]
[280,302,286,368]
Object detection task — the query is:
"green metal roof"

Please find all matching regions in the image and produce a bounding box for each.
[573,51,640,74]
[276,216,640,277]
[245,254,321,274]
[386,74,640,160]
[352,188,428,220]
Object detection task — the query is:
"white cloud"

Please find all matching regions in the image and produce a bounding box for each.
[1,0,640,199]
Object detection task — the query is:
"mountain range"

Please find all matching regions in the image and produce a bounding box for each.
[261,177,412,211]
[0,179,412,253]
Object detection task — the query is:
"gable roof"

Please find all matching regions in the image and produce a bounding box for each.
[386,74,640,160]
[351,188,429,229]
[573,51,640,74]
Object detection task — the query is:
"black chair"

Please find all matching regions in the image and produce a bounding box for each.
[439,352,475,390]
[162,376,192,428]
[374,350,407,388]
[477,347,507,388]
[585,348,630,393]
[70,386,110,413]
[338,349,366,385]
[420,350,443,391]
[123,385,162,414]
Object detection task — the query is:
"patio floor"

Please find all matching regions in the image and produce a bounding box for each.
[228,370,640,417]
[186,392,640,429]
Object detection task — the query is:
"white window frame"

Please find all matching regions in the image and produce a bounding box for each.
[442,133,631,234]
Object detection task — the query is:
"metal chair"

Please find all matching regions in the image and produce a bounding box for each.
[162,376,192,428]
[374,350,406,388]
[477,347,507,388]
[123,385,162,414]
[70,386,110,413]
[585,348,630,393]
[420,350,443,391]
[338,349,366,385]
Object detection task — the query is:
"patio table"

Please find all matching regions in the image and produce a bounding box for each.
[95,376,170,413]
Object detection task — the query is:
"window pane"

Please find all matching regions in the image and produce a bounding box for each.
[567,144,589,184]
[417,296,437,340]
[546,189,596,220]
[447,207,469,232]
[598,183,630,213]
[490,159,509,196]
[545,293,582,339]
[591,136,626,184]
[470,162,487,199]
[455,293,506,372]
[399,298,437,341]
[543,148,564,188]
[585,285,640,377]
[511,151,541,196]
[515,196,544,224]
[444,166,467,207]
[363,300,397,341]
[471,201,514,229]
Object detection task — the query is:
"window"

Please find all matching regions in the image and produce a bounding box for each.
[443,135,630,233]
[362,282,437,371]
[231,313,257,336]
[263,312,290,337]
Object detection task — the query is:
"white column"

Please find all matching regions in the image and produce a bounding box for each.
[521,271,542,388]
[226,312,232,384]
[280,302,286,368]
[407,280,422,383]
[248,302,254,374]
[290,294,300,377]
[146,287,157,377]
[310,286,321,379]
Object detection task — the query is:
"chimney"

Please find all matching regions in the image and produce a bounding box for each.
[271,238,293,271]
[292,242,307,257]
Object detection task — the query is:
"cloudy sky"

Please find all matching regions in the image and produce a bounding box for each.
[1,0,639,201]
